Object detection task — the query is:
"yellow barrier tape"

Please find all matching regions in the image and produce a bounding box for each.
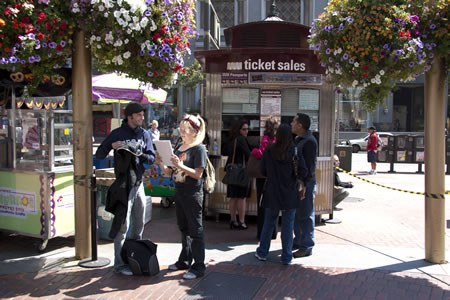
[336,167,448,199]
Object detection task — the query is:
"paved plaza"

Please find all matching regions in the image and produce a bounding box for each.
[0,153,449,299]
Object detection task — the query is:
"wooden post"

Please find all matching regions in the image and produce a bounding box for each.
[424,57,446,263]
[72,31,93,259]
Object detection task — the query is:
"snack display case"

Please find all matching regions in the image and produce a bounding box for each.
[0,109,74,251]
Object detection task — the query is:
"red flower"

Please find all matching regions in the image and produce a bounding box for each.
[186,41,190,47]
[4,8,11,16]
[15,4,21,10]
[21,16,30,24]
[37,33,45,40]
[168,38,173,44]
[363,65,370,71]
[174,36,180,42]
[161,27,167,34]
[154,33,160,41]
[60,22,67,30]
[45,22,52,30]
[4,47,12,53]
[162,70,166,75]
[362,73,368,78]
[37,12,47,23]
[154,71,158,76]
[182,25,187,31]
[53,19,58,25]
[182,68,186,73]
[56,44,63,51]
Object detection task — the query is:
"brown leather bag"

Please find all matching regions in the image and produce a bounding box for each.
[247,155,265,178]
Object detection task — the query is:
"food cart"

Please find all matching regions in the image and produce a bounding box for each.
[0,98,74,251]
[195,19,336,220]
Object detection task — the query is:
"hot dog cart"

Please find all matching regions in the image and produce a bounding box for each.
[0,107,74,251]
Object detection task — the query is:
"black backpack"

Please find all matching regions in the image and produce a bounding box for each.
[120,239,160,276]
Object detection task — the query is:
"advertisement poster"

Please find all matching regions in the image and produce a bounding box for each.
[22,118,40,150]
[260,90,281,136]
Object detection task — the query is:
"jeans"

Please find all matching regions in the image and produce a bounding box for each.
[256,178,277,240]
[256,207,296,265]
[174,191,205,277]
[293,181,316,251]
[114,182,146,270]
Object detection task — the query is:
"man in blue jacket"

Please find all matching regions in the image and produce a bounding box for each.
[291,113,318,258]
[95,102,155,276]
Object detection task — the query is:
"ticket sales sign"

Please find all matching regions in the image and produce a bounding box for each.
[195,49,325,74]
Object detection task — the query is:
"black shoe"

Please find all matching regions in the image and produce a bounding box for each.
[230,221,239,230]
[238,222,248,230]
[293,249,312,258]
[292,243,300,251]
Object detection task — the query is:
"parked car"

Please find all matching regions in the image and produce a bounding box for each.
[342,132,393,153]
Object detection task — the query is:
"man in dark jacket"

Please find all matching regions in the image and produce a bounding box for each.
[333,155,353,208]
[95,102,155,276]
[291,113,318,258]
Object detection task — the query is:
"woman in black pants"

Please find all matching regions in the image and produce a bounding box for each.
[251,116,278,240]
[158,114,207,280]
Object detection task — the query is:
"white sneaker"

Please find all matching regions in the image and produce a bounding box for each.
[255,253,267,261]
[369,170,374,175]
[114,266,133,276]
[183,271,198,280]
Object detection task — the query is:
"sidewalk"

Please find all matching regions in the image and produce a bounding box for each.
[0,153,449,299]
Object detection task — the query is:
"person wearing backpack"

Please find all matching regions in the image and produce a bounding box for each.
[158,114,207,280]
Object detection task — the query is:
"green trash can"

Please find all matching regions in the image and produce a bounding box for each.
[335,145,352,172]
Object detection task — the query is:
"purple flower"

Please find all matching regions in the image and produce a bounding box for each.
[430,24,436,29]
[150,45,157,50]
[409,15,419,23]
[9,57,18,63]
[315,44,321,50]
[346,17,353,23]
[328,57,333,63]
[335,63,341,69]
[35,55,41,62]
[338,23,344,31]
[425,43,432,50]
[28,56,35,63]
[348,58,354,64]
[383,43,390,49]
[394,18,399,23]
[41,42,47,48]
[409,62,415,67]
[326,48,331,54]
[53,64,60,69]
[60,41,66,47]
[145,0,154,5]
[140,50,145,56]
[343,53,349,60]
[321,62,327,67]
[148,51,155,56]
[407,47,414,52]
[0,57,8,64]
[147,71,154,77]
[394,56,399,61]
[395,49,404,55]
[146,62,152,68]
[144,11,151,17]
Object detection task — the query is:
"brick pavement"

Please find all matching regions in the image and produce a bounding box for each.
[0,153,449,299]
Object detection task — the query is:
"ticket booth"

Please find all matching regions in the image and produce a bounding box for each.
[195,19,335,219]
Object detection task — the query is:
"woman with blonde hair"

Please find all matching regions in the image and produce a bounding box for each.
[158,114,207,279]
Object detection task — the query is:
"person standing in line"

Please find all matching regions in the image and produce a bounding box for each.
[148,120,160,141]
[158,114,207,280]
[333,155,353,209]
[255,124,308,265]
[367,126,379,175]
[224,119,251,230]
[95,103,155,276]
[251,116,278,240]
[291,113,318,258]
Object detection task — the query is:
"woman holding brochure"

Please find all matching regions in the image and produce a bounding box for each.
[157,114,207,280]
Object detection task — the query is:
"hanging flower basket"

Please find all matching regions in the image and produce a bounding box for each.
[308,0,448,111]
[70,0,197,89]
[0,1,75,93]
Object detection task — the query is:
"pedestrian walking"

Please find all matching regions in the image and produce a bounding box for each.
[367,126,379,175]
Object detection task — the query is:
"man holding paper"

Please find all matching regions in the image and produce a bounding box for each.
[95,103,155,276]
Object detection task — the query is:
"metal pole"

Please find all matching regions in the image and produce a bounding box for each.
[424,57,446,263]
[72,31,93,260]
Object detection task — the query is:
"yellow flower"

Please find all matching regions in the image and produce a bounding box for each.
[0,18,5,27]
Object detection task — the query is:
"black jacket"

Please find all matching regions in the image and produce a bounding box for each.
[334,168,353,188]
[105,150,138,239]
[295,130,318,184]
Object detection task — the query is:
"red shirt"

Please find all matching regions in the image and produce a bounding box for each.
[367,132,379,151]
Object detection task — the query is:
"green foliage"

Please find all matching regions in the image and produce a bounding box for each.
[178,60,204,88]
